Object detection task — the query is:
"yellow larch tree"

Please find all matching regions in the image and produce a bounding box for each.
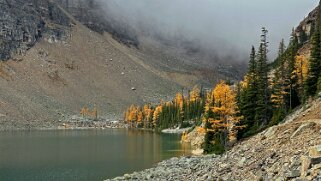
[190,86,201,102]
[175,92,184,111]
[153,105,163,127]
[143,104,154,128]
[136,107,143,127]
[127,105,138,127]
[240,74,250,89]
[175,92,184,121]
[210,81,242,144]
[294,55,308,96]
[204,90,214,114]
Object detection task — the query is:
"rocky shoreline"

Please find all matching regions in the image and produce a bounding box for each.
[0,116,126,131]
[106,155,219,181]
[106,100,321,181]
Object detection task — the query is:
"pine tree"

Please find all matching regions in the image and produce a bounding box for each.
[284,33,300,110]
[271,40,286,108]
[238,46,258,137]
[270,40,287,125]
[255,27,272,127]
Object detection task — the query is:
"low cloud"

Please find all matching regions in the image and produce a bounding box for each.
[97,0,317,61]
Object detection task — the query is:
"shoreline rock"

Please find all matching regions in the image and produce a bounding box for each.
[161,127,193,134]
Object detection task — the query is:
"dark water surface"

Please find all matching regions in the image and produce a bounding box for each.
[0,129,190,181]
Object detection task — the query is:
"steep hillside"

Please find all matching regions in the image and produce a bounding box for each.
[0,0,245,129]
[108,98,321,181]
[55,0,246,86]
[0,1,182,129]
[0,22,185,128]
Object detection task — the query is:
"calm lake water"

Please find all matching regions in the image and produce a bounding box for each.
[0,129,191,181]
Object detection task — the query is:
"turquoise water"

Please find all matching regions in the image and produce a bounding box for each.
[0,129,190,181]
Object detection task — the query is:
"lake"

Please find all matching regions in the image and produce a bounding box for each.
[0,129,191,181]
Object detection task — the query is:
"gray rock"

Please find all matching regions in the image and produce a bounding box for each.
[124,174,131,179]
[274,177,285,181]
[0,0,70,61]
[309,145,321,158]
[237,157,246,167]
[286,170,301,178]
[263,127,275,138]
[301,155,312,177]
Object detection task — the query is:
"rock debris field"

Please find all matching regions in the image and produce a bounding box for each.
[107,99,321,181]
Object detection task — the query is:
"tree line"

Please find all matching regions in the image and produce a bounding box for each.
[238,2,321,140]
[124,1,321,154]
[124,86,206,130]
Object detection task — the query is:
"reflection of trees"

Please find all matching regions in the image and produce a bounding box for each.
[125,130,161,168]
[181,141,192,156]
[124,131,191,169]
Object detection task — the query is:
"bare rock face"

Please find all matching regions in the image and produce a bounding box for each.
[54,0,139,47]
[0,0,71,60]
[295,6,318,44]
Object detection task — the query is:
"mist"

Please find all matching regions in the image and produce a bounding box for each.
[97,0,318,61]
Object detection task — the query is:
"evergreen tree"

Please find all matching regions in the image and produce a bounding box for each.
[255,27,272,127]
[238,46,258,137]
[284,33,300,109]
[270,40,287,125]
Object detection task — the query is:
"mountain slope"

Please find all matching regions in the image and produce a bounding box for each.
[0,8,182,129]
[108,98,321,181]
[0,0,245,129]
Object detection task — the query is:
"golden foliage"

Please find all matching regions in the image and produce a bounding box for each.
[137,109,143,123]
[204,90,214,113]
[240,74,250,89]
[212,81,238,116]
[143,104,153,121]
[206,81,243,142]
[153,105,163,126]
[190,86,201,102]
[80,107,98,119]
[175,93,184,111]
[294,55,308,87]
[197,126,206,134]
[181,131,188,142]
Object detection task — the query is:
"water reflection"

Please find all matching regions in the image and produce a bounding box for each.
[0,129,190,181]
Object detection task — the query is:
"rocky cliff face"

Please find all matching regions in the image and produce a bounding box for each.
[295,6,318,44]
[54,0,139,47]
[0,0,70,60]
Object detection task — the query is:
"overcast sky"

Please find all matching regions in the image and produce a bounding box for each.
[100,0,318,60]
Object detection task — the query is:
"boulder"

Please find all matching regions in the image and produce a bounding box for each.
[301,156,311,177]
[312,163,321,171]
[309,145,321,158]
[286,169,300,178]
[263,126,275,138]
[309,145,321,165]
[290,122,316,140]
[237,157,246,168]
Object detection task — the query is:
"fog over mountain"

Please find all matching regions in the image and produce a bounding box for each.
[97,0,317,61]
